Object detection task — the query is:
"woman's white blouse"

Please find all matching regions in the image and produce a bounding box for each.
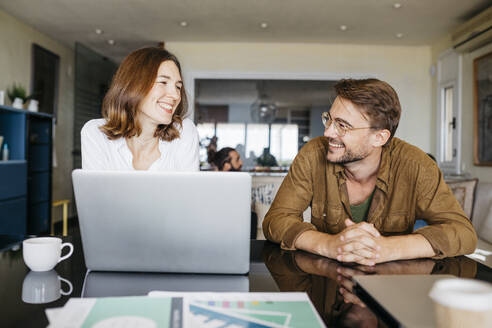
[81,118,200,171]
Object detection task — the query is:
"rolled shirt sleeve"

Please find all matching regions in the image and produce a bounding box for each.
[413,163,478,258]
[263,143,317,250]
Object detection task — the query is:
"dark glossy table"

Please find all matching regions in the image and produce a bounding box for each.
[1,231,491,328]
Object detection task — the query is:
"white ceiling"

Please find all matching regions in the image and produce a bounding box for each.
[0,0,490,62]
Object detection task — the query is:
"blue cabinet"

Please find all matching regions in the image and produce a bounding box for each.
[0,161,27,235]
[0,197,27,234]
[0,105,52,234]
[0,161,27,199]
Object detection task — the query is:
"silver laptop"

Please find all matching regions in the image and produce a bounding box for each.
[72,170,251,274]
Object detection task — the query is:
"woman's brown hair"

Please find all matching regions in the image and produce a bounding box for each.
[334,78,401,144]
[100,47,188,141]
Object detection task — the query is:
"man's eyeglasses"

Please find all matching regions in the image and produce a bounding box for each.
[321,112,378,137]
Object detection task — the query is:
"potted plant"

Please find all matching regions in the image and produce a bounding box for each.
[6,83,30,109]
[256,148,278,168]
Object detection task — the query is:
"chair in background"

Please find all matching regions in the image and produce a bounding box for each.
[446,178,479,220]
[251,176,311,239]
[51,199,70,236]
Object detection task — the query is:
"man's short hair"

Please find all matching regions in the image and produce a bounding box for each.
[334,78,401,143]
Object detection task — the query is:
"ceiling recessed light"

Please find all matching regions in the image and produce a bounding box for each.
[180,21,188,27]
[393,3,402,9]
[95,29,103,35]
[107,39,115,45]
[396,33,404,38]
[339,25,348,31]
[260,22,268,29]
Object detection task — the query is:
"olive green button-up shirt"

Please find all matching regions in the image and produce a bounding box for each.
[263,137,477,259]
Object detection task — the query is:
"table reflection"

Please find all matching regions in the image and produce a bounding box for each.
[22,270,72,304]
[0,233,485,328]
[262,242,477,327]
[82,271,249,297]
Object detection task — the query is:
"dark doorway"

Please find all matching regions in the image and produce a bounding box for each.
[31,44,60,117]
[72,43,118,169]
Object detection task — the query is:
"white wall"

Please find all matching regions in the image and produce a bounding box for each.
[0,10,75,213]
[168,42,433,152]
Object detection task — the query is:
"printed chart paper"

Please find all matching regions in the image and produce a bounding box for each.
[45,292,325,328]
[150,291,325,328]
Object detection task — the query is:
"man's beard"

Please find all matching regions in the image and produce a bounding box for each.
[326,138,369,164]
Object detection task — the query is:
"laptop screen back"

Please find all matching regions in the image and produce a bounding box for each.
[72,170,251,274]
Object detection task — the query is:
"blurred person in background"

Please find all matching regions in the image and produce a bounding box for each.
[208,147,243,171]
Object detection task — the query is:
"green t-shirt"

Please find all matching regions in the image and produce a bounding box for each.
[350,190,375,223]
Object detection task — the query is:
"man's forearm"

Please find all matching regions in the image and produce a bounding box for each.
[294,230,338,259]
[378,234,435,263]
[295,227,436,265]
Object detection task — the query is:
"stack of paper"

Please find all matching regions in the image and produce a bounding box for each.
[46,292,325,328]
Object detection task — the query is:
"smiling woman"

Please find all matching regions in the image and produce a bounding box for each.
[80,47,199,171]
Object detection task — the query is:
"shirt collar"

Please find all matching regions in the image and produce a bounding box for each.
[375,138,397,193]
[334,163,344,175]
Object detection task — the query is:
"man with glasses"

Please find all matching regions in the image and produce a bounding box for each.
[263,78,476,265]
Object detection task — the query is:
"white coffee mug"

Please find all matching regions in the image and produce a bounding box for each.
[22,270,73,304]
[23,237,73,272]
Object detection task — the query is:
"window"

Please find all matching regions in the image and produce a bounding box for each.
[246,124,269,157]
[437,49,462,175]
[216,123,246,150]
[197,123,215,164]
[270,124,298,163]
[443,87,454,162]
[196,123,299,168]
